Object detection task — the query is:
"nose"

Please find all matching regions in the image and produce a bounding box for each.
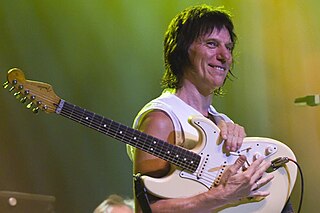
[217,46,232,64]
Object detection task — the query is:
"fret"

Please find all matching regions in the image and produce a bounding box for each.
[73,106,85,123]
[81,110,95,127]
[99,118,112,134]
[141,133,153,152]
[109,120,120,138]
[114,124,128,142]
[147,137,159,154]
[155,139,168,159]
[91,114,104,131]
[124,128,135,146]
[130,129,143,149]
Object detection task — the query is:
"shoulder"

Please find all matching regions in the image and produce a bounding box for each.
[138,110,174,137]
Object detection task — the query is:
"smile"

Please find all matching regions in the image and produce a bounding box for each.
[208,64,227,72]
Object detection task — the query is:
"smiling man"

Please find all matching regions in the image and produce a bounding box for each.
[127,5,275,213]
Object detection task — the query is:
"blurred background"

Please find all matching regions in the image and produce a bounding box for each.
[0,0,319,212]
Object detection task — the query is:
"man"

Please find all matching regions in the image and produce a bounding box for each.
[127,4,274,212]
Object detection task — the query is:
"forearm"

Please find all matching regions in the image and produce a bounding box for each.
[144,189,229,213]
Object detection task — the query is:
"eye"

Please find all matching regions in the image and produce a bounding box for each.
[206,40,218,48]
[226,44,234,52]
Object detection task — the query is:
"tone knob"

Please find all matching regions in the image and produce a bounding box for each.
[265,146,275,155]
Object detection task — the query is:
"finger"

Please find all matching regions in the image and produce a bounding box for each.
[243,156,265,177]
[248,190,270,199]
[217,120,228,140]
[220,155,247,186]
[222,125,235,151]
[252,161,274,187]
[227,126,236,152]
[235,125,246,150]
[251,174,274,191]
[229,124,246,151]
[223,123,246,152]
[251,159,272,182]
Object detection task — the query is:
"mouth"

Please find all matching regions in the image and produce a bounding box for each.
[208,64,227,72]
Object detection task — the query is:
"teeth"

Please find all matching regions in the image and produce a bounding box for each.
[208,64,227,71]
[211,65,225,71]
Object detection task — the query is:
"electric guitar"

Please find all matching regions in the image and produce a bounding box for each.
[4,68,297,213]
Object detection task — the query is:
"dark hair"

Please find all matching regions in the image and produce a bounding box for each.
[162,5,237,94]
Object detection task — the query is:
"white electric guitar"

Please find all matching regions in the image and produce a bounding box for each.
[4,68,297,213]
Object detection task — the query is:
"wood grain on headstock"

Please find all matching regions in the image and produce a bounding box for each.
[5,68,61,113]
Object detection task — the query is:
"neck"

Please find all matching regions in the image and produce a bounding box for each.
[175,80,213,116]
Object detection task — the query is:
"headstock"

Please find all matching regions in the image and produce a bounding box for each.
[3,68,61,114]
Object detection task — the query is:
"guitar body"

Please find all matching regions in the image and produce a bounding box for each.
[142,116,297,213]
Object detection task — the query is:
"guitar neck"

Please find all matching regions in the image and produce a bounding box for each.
[56,99,200,172]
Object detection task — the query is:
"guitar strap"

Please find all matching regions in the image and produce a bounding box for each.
[133,173,152,213]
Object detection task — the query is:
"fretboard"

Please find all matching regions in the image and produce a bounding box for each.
[56,100,200,172]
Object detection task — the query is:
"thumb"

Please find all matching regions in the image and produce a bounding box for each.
[219,155,247,186]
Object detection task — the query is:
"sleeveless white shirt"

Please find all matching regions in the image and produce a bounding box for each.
[126,89,232,160]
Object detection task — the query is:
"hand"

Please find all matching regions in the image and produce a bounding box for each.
[218,155,274,202]
[217,120,246,152]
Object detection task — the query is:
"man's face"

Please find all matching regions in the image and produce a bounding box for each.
[185,26,233,94]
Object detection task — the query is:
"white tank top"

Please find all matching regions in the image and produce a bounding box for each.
[126,89,232,160]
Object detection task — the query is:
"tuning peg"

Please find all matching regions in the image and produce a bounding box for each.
[42,105,48,111]
[32,107,39,114]
[24,90,30,95]
[8,80,17,91]
[20,97,27,103]
[14,91,21,99]
[18,85,23,90]
[26,101,33,109]
[3,81,9,89]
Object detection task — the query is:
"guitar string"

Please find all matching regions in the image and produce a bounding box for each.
[23,88,220,185]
